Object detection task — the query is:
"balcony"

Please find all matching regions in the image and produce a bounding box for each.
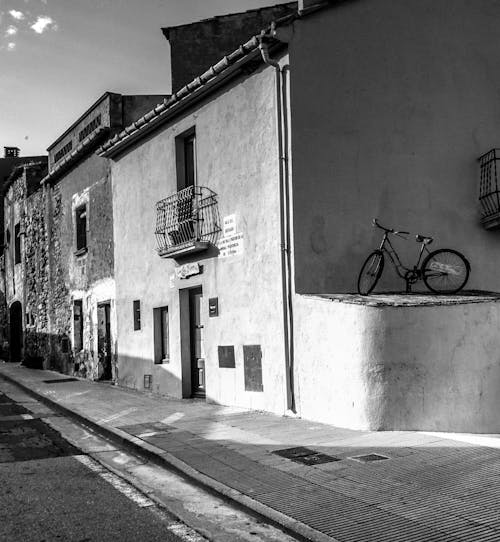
[155,186,221,258]
[479,149,500,229]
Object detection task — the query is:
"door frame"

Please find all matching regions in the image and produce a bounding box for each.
[179,285,204,398]
[97,301,112,380]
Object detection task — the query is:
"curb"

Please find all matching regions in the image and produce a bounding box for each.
[0,370,338,542]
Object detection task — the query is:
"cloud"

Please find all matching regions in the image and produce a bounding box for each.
[7,42,16,51]
[9,10,25,20]
[31,15,56,34]
[5,25,17,36]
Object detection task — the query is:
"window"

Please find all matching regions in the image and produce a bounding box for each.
[153,306,169,364]
[73,300,83,351]
[5,228,10,246]
[175,128,196,190]
[133,300,141,330]
[75,205,87,252]
[14,223,21,264]
[54,140,73,163]
[79,114,102,142]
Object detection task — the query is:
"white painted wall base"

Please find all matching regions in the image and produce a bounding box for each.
[294,294,500,433]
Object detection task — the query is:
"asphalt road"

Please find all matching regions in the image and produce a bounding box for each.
[0,390,197,542]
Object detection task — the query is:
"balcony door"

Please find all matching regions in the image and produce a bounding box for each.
[175,129,196,243]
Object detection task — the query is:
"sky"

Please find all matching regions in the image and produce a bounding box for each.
[0,0,291,156]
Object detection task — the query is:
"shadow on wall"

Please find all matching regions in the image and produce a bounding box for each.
[21,330,116,382]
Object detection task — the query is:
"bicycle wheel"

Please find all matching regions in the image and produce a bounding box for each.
[422,249,470,294]
[357,250,384,295]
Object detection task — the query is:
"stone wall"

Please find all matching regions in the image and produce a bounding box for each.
[47,153,115,378]
[24,185,50,367]
[1,162,49,366]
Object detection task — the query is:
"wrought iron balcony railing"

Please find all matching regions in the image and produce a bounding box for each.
[155,186,221,257]
[479,149,500,229]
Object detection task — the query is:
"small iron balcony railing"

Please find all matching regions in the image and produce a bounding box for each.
[155,186,221,257]
[479,149,500,229]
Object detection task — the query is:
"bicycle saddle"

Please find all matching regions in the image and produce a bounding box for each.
[416,234,433,244]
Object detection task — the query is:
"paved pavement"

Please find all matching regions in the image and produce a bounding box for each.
[2,362,500,542]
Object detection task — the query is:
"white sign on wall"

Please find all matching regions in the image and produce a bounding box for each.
[218,214,244,258]
[218,233,244,258]
[223,214,237,237]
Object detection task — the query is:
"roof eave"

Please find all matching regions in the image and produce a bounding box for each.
[42,127,110,185]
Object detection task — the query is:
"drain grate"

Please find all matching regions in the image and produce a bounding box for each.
[351,453,389,463]
[43,378,79,384]
[273,446,340,465]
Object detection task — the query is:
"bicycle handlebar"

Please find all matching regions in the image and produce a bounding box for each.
[372,218,409,236]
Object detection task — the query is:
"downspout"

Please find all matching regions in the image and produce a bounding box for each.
[258,32,296,413]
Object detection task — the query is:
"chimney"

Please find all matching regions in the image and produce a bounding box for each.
[4,146,20,158]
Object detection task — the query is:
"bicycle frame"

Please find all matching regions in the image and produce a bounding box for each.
[378,232,431,292]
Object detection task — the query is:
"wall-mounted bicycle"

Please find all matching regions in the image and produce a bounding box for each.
[357,219,470,295]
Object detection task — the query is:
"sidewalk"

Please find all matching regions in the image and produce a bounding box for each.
[2,363,500,542]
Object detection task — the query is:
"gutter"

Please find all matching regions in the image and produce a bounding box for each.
[258,32,296,414]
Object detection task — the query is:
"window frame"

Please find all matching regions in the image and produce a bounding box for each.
[14,223,21,265]
[175,127,196,191]
[75,204,87,253]
[133,300,141,331]
[73,299,83,352]
[153,306,169,364]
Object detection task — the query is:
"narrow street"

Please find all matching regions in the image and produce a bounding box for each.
[0,378,296,542]
[0,387,203,541]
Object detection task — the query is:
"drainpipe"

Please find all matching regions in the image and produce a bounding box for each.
[258,32,296,414]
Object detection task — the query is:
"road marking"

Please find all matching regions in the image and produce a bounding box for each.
[76,455,155,507]
[167,522,207,541]
[0,414,34,421]
[75,455,207,541]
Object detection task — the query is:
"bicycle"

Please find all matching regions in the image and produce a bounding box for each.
[357,218,470,295]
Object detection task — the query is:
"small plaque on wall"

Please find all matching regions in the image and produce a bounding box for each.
[243,345,263,392]
[218,345,235,368]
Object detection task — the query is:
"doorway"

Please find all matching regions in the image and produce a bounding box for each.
[9,301,23,363]
[189,287,205,397]
[180,286,205,398]
[97,302,112,380]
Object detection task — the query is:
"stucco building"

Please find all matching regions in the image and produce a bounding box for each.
[98,0,500,433]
